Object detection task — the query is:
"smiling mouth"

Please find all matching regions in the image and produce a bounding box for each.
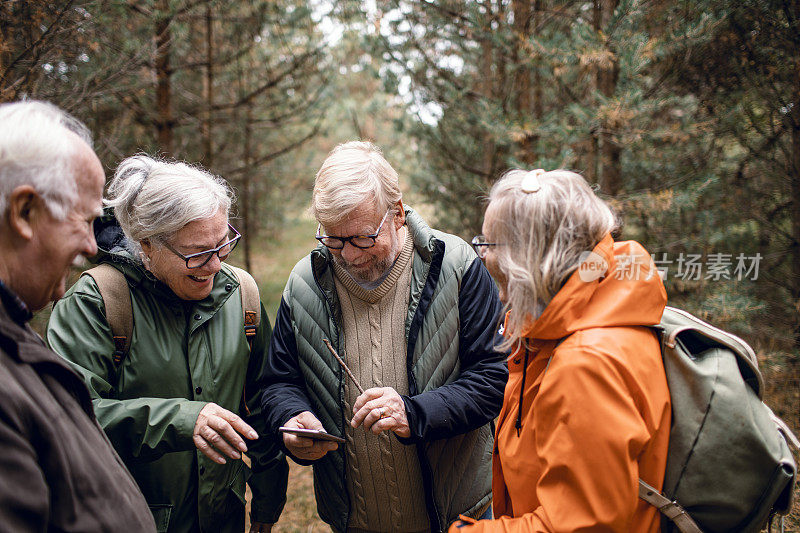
[188,274,213,283]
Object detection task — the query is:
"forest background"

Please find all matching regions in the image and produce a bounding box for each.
[2,0,798,530]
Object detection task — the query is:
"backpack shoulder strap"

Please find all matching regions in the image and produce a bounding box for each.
[82,264,132,366]
[638,479,702,533]
[227,265,261,417]
[228,265,260,351]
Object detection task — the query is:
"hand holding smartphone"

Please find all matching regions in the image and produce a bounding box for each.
[279,426,345,444]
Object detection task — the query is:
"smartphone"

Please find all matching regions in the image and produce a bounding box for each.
[278,426,345,444]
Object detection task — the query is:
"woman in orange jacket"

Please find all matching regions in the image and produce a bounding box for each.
[458,169,671,533]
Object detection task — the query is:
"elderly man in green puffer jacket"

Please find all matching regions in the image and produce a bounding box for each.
[261,141,508,533]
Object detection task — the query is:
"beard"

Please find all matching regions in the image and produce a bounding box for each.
[333,226,402,284]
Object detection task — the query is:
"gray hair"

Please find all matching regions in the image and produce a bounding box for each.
[487,169,618,351]
[0,100,94,220]
[311,141,402,226]
[105,155,234,256]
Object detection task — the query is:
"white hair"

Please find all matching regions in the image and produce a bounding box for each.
[487,169,618,351]
[0,100,93,220]
[105,155,234,255]
[311,141,402,226]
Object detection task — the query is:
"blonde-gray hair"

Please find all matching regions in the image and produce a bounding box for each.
[105,155,234,256]
[487,169,618,351]
[311,141,402,226]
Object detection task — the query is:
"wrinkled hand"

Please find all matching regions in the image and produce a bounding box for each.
[193,402,258,464]
[249,522,273,533]
[351,387,410,438]
[282,411,338,461]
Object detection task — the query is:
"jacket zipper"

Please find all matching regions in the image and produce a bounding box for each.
[311,252,351,530]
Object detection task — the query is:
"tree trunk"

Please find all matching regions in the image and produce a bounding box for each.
[513,0,535,164]
[594,0,621,196]
[479,7,496,185]
[234,28,253,272]
[154,0,173,154]
[791,51,800,350]
[0,2,8,96]
[241,102,253,272]
[202,5,214,165]
[532,0,543,121]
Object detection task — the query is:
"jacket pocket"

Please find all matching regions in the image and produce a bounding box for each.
[148,504,173,533]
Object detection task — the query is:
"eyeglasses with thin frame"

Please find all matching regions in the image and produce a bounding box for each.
[471,235,497,259]
[162,223,241,269]
[316,209,392,250]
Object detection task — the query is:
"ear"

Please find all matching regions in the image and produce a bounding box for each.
[394,199,405,229]
[6,185,43,241]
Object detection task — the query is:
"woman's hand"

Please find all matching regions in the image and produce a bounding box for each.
[192,402,258,464]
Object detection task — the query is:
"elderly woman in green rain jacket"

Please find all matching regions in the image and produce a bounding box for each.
[46,155,288,533]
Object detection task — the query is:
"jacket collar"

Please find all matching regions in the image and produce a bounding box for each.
[0,299,61,365]
[0,278,32,325]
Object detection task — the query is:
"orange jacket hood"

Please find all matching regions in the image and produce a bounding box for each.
[520,234,667,340]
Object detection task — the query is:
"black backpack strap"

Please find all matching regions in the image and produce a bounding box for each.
[82,264,132,366]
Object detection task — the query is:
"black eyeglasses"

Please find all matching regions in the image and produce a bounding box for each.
[163,223,241,269]
[471,235,497,259]
[315,209,391,250]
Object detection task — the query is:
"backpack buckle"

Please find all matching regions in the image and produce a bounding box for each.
[112,336,127,365]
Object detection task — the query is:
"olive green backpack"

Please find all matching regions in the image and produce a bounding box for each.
[638,306,798,532]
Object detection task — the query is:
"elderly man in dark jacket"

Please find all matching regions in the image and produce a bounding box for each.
[261,141,508,533]
[0,100,155,532]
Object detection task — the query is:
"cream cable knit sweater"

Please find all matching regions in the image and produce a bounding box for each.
[333,231,430,533]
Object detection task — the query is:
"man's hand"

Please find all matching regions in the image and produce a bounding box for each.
[351,387,410,438]
[249,522,273,533]
[193,402,258,464]
[282,411,338,461]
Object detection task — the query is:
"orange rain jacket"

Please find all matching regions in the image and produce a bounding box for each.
[453,234,671,533]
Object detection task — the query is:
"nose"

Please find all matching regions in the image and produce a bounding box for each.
[84,230,98,257]
[201,251,223,273]
[340,241,364,263]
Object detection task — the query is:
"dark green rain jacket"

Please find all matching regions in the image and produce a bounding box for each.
[46,215,288,533]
